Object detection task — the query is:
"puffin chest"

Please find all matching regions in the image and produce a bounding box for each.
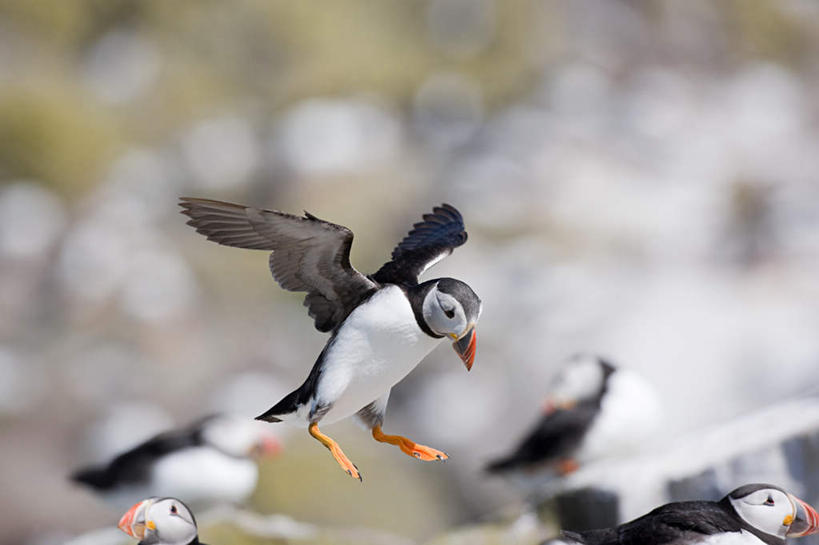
[315,286,441,413]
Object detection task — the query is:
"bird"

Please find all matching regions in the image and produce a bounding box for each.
[486,355,661,477]
[542,483,819,544]
[180,198,482,481]
[71,414,280,509]
[118,497,203,545]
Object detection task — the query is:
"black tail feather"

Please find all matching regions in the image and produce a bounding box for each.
[485,456,518,474]
[255,389,301,423]
[70,466,113,489]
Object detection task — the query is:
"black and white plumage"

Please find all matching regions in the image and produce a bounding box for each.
[487,355,661,476]
[543,484,819,545]
[119,497,203,545]
[180,198,481,480]
[71,414,280,509]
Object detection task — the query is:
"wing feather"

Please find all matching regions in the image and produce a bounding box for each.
[180,197,376,331]
[372,203,468,285]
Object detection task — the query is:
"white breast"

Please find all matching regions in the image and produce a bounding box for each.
[314,285,442,424]
[576,369,663,463]
[149,447,258,504]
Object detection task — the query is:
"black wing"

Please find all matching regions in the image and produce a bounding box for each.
[545,501,740,545]
[486,403,599,473]
[180,198,377,332]
[71,424,205,490]
[614,501,741,545]
[372,203,467,286]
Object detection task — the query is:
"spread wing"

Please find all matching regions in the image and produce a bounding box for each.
[372,203,467,285]
[180,198,377,332]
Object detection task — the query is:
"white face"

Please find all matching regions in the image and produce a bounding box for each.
[730,488,795,539]
[548,355,607,407]
[201,415,279,458]
[422,285,470,338]
[141,498,197,545]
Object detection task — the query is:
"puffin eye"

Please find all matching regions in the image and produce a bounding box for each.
[170,504,178,514]
[765,496,775,506]
[444,308,455,319]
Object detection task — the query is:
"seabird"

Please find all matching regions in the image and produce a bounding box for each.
[543,483,819,544]
[118,497,203,545]
[487,355,661,477]
[180,198,482,480]
[71,414,280,508]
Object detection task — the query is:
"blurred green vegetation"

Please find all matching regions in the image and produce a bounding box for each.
[250,429,455,539]
[1,0,815,199]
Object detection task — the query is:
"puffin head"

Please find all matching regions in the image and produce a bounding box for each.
[544,355,616,413]
[421,278,482,371]
[726,484,819,541]
[118,497,198,545]
[200,414,281,460]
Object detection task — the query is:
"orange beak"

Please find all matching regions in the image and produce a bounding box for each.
[118,499,151,539]
[788,494,819,537]
[257,436,282,457]
[452,326,477,371]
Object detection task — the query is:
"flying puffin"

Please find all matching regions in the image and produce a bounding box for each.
[486,355,661,477]
[71,414,280,509]
[118,497,203,545]
[543,483,819,545]
[180,198,481,481]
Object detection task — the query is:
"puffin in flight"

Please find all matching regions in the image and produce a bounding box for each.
[119,497,203,545]
[71,414,280,508]
[543,483,819,545]
[180,198,481,480]
[487,355,661,477]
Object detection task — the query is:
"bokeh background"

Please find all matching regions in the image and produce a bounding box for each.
[2,1,819,544]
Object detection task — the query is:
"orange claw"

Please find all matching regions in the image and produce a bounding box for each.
[372,426,449,462]
[308,422,362,481]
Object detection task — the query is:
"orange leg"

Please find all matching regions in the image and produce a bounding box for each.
[371,425,448,462]
[557,458,580,476]
[308,422,362,481]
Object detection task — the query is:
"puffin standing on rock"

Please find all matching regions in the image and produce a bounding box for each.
[118,497,203,545]
[181,198,482,481]
[544,483,819,545]
[71,414,280,508]
[487,355,661,477]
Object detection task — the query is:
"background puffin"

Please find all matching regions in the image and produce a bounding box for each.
[71,414,280,509]
[180,198,482,481]
[118,497,203,545]
[543,483,819,544]
[487,355,661,477]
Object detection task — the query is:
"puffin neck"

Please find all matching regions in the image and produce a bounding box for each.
[404,281,445,339]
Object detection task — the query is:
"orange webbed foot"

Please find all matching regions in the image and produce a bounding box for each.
[309,422,362,481]
[372,426,449,462]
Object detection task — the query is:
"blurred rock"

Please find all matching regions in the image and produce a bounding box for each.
[0,182,66,260]
[275,99,401,177]
[83,30,160,105]
[182,115,260,190]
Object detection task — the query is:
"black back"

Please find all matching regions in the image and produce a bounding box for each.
[549,497,784,545]
[487,360,613,473]
[71,418,214,490]
[486,401,600,473]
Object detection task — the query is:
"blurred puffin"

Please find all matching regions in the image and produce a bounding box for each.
[487,355,661,476]
[181,198,481,481]
[71,414,280,509]
[118,497,203,545]
[543,483,819,544]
